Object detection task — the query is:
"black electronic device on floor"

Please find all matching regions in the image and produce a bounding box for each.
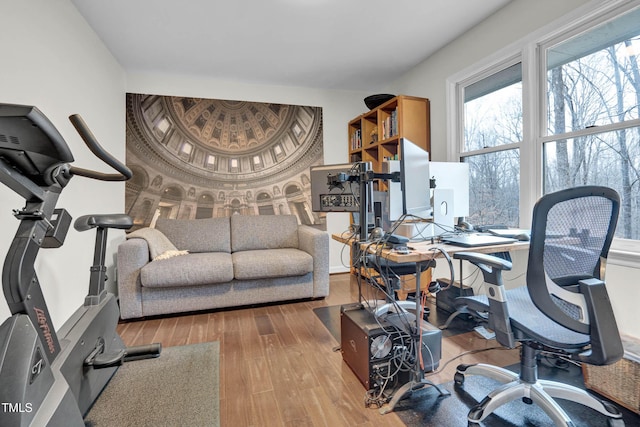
[340,304,441,393]
[436,280,475,314]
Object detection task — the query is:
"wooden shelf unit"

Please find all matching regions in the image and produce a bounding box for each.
[348,95,430,170]
[347,95,431,281]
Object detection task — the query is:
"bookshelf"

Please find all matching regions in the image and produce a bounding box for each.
[348,95,430,189]
[347,96,431,287]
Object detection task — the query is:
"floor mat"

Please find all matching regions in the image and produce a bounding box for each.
[393,362,640,426]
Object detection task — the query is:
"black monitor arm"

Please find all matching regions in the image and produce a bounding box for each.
[356,162,401,241]
[362,170,401,183]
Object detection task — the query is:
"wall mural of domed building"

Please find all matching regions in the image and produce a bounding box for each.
[125,93,325,230]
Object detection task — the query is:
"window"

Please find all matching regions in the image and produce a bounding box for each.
[451,1,640,243]
[272,143,286,161]
[156,117,170,135]
[543,8,640,239]
[205,154,216,170]
[229,158,239,173]
[462,62,522,227]
[178,141,193,161]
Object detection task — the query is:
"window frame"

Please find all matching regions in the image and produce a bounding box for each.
[447,0,640,257]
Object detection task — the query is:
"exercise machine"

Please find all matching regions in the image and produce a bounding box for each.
[0,103,161,426]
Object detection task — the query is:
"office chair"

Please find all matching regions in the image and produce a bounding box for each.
[452,186,625,426]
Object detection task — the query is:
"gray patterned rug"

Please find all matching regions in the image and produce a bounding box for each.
[85,341,220,427]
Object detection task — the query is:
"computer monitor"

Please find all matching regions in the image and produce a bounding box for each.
[429,161,470,217]
[309,163,361,212]
[399,138,430,219]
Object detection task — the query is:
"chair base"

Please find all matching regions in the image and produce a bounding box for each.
[455,363,625,426]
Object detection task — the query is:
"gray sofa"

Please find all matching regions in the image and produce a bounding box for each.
[116,215,329,319]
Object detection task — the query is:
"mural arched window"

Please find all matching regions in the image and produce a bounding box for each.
[159,185,184,219]
[230,198,242,215]
[134,199,153,226]
[285,184,311,225]
[197,193,216,219]
[256,192,275,215]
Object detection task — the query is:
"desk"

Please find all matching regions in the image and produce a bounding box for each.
[332,232,529,414]
[332,232,529,298]
[332,232,529,264]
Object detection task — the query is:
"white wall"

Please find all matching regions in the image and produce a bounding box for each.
[605,258,640,339]
[0,0,126,328]
[388,0,639,340]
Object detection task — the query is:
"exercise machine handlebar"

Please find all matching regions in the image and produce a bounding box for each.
[67,114,132,182]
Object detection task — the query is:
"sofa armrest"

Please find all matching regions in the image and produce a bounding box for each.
[298,225,329,297]
[116,238,150,319]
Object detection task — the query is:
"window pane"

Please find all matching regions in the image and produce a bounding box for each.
[544,127,640,239]
[547,9,640,134]
[463,64,523,152]
[463,149,520,227]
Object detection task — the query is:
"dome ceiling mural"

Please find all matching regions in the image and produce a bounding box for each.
[125,93,325,229]
[169,97,289,152]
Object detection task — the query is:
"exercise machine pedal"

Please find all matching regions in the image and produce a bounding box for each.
[84,340,126,369]
[124,343,163,362]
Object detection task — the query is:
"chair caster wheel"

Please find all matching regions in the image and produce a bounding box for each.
[454,372,465,386]
[468,405,484,421]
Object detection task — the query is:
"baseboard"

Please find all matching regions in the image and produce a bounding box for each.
[330,266,350,274]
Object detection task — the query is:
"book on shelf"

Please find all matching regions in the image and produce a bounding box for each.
[381,108,398,140]
[351,129,362,150]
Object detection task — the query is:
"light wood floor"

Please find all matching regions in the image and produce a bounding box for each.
[116,274,519,426]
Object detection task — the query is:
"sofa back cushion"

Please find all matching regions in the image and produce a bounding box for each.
[231,215,298,252]
[156,217,231,253]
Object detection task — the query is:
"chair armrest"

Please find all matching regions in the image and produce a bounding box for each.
[116,238,150,319]
[454,251,515,348]
[298,225,329,297]
[453,252,513,271]
[576,278,624,365]
[454,251,512,290]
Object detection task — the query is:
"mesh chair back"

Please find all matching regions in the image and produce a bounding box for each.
[544,195,614,281]
[527,186,620,335]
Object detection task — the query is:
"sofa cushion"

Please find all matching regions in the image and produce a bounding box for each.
[231,215,299,252]
[140,252,234,288]
[156,217,231,253]
[232,248,313,280]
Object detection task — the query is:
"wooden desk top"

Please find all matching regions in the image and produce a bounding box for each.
[332,232,529,263]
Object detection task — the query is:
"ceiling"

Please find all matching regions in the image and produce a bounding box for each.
[71,0,512,91]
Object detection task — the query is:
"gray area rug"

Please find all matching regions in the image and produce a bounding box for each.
[85,341,220,427]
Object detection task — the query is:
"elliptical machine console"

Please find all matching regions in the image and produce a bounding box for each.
[0,103,160,426]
